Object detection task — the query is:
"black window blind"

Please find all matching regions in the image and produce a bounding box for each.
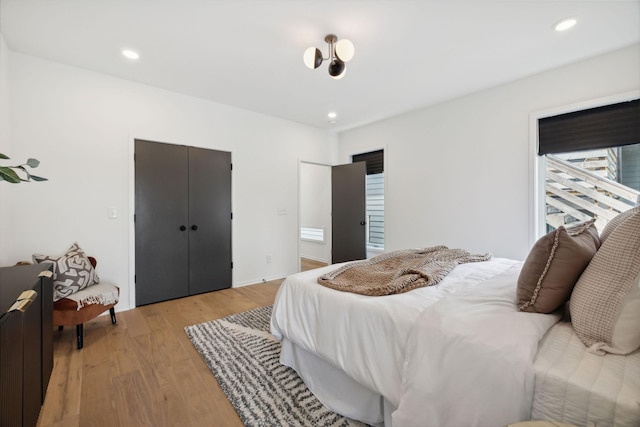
[538,99,640,155]
[352,149,384,175]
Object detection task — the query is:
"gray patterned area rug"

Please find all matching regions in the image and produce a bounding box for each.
[185,305,365,427]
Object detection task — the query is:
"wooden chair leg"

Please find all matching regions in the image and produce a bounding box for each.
[76,324,84,349]
[109,307,117,325]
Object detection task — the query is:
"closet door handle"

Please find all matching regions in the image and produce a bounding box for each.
[179,225,187,231]
[191,225,198,231]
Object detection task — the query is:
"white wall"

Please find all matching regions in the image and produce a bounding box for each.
[300,162,331,263]
[5,42,638,310]
[7,51,336,310]
[0,34,11,264]
[337,44,640,260]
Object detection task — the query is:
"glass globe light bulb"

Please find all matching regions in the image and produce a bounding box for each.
[335,39,354,63]
[303,47,323,69]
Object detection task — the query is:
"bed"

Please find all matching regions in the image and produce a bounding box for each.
[532,322,640,427]
[270,206,640,427]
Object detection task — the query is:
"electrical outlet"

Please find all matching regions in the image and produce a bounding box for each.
[266,255,272,263]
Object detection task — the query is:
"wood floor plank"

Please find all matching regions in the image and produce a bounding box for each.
[118,305,151,338]
[37,281,282,427]
[111,370,156,426]
[233,280,281,307]
[301,257,328,272]
[36,414,80,427]
[37,340,83,425]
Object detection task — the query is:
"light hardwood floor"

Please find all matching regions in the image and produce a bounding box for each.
[300,257,328,271]
[37,280,282,427]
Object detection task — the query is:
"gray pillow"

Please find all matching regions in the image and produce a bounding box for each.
[33,242,100,301]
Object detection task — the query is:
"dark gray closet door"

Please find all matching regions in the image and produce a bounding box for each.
[135,140,189,305]
[332,162,366,263]
[188,147,232,295]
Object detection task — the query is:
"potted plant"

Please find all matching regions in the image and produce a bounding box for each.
[0,152,47,183]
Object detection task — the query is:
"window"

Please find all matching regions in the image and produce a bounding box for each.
[366,173,384,248]
[352,150,384,249]
[538,99,640,234]
[300,226,325,242]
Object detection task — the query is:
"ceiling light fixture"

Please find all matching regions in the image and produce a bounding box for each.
[122,49,140,60]
[554,18,577,32]
[303,34,354,79]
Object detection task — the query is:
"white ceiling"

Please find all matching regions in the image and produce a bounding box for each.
[1,1,639,131]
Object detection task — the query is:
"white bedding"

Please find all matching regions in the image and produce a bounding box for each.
[271,254,640,427]
[392,264,560,427]
[270,257,520,407]
[532,322,640,427]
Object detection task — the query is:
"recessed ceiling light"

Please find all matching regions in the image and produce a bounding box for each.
[122,49,140,60]
[327,112,337,119]
[554,18,577,32]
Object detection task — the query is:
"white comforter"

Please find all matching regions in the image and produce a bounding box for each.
[392,263,560,427]
[270,257,525,408]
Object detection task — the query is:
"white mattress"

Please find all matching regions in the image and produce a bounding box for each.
[532,321,640,427]
[270,257,520,407]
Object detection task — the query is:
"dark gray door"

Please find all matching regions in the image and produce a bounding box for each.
[135,140,189,305]
[332,162,366,263]
[188,147,232,295]
[135,140,232,306]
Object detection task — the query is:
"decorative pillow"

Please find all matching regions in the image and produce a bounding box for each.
[33,242,100,302]
[570,209,640,355]
[517,219,600,314]
[599,206,640,244]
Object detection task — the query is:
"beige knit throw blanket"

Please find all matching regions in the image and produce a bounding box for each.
[318,246,492,296]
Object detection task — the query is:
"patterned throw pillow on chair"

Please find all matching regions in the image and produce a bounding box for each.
[33,242,100,301]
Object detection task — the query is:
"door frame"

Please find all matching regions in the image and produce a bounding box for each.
[128,135,234,308]
[336,146,388,259]
[299,147,388,271]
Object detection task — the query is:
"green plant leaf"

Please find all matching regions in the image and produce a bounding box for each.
[26,158,40,168]
[0,155,46,184]
[0,166,21,183]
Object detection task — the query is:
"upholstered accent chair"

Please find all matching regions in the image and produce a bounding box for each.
[53,257,119,349]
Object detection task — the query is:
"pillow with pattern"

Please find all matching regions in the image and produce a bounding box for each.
[33,242,100,301]
[570,209,640,355]
[599,206,639,244]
